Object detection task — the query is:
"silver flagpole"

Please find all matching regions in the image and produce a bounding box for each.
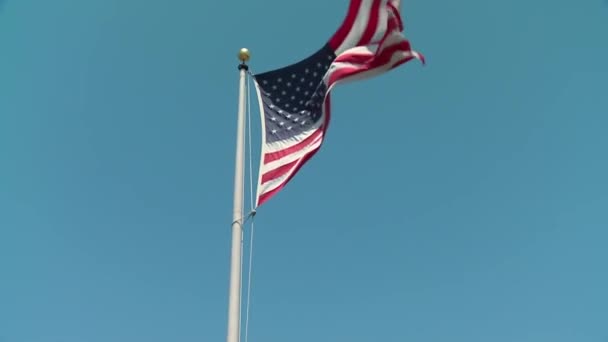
[227,48,250,342]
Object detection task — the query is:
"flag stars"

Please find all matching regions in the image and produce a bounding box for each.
[277,78,282,82]
[271,129,277,134]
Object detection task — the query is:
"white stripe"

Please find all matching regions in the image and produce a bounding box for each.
[263,120,324,153]
[258,137,324,194]
[326,30,416,85]
[334,0,373,54]
[261,130,324,173]
[328,48,415,90]
[253,78,268,207]
[376,29,404,55]
[370,2,389,44]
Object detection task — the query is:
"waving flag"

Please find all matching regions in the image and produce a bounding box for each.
[253,0,424,207]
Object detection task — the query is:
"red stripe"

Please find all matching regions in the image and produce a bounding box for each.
[263,128,323,163]
[335,51,373,64]
[357,0,381,46]
[261,159,299,184]
[257,143,322,206]
[328,42,412,86]
[387,2,403,31]
[328,0,363,51]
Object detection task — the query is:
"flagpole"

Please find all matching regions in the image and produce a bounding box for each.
[227,48,250,342]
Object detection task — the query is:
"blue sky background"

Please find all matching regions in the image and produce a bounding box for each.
[1,0,607,341]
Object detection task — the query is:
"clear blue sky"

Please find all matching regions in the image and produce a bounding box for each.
[1,0,607,341]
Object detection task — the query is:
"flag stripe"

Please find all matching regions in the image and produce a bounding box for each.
[328,0,363,51]
[263,121,323,153]
[260,130,324,174]
[327,42,412,86]
[261,159,300,184]
[357,0,382,46]
[263,127,324,163]
[257,136,324,206]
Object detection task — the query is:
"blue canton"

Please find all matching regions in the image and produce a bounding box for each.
[254,44,336,144]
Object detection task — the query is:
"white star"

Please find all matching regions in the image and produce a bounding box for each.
[304,91,309,95]
[287,126,293,130]
[299,100,304,105]
[276,98,281,102]
[291,96,296,100]
[271,129,277,134]
[295,87,300,92]
[305,68,310,73]
[270,117,277,121]
[313,72,318,77]
[279,121,285,126]
[269,104,275,109]
[277,78,282,82]
[285,104,290,108]
[294,117,299,122]
[291,74,296,78]
[301,120,306,125]
[263,80,268,84]
[286,114,292,118]
[272,85,277,90]
[287,82,291,87]
[278,109,283,114]
[327,55,333,60]
[317,62,322,68]
[300,77,305,82]
[292,107,298,111]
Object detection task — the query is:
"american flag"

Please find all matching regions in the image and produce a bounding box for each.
[252,0,424,207]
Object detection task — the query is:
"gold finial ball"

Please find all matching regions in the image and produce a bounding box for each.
[238,48,250,63]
